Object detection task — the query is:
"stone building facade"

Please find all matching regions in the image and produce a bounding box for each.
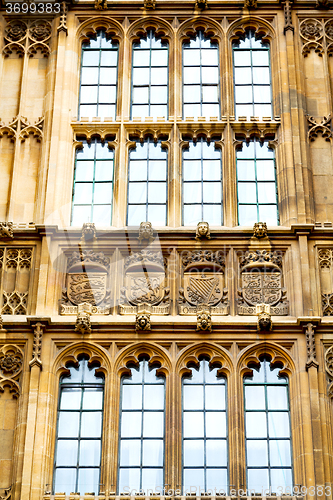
[0,1,333,499]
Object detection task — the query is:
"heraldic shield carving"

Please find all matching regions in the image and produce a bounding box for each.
[60,250,111,315]
[237,250,289,315]
[119,250,170,315]
[178,250,229,315]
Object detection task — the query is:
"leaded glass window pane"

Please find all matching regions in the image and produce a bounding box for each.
[233,31,272,120]
[53,358,104,495]
[118,359,165,493]
[131,31,168,119]
[183,32,220,120]
[182,360,228,494]
[236,139,278,226]
[183,138,223,226]
[71,139,114,226]
[79,31,118,120]
[244,359,293,494]
[127,138,168,226]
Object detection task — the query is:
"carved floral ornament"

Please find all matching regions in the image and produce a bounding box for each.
[3,20,52,58]
[237,250,289,316]
[61,249,111,315]
[0,345,24,399]
[120,249,170,315]
[300,18,333,56]
[178,250,228,315]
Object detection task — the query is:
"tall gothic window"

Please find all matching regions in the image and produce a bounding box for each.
[183,32,220,120]
[236,138,278,226]
[182,138,223,226]
[53,357,105,495]
[71,139,114,226]
[244,358,293,494]
[182,359,228,494]
[118,359,165,493]
[79,30,118,120]
[131,31,169,119]
[233,31,272,120]
[127,138,168,226]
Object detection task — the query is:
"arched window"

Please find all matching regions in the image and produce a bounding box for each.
[182,359,228,494]
[244,358,293,494]
[131,30,169,119]
[71,138,114,226]
[183,31,220,120]
[236,138,278,226]
[53,357,105,495]
[233,31,272,120]
[79,30,118,120]
[127,138,168,226]
[118,358,165,493]
[182,138,223,226]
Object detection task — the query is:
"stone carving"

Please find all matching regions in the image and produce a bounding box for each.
[196,307,212,331]
[0,345,23,399]
[318,248,333,268]
[179,250,228,315]
[253,222,268,239]
[57,2,68,35]
[75,304,93,334]
[307,115,332,142]
[244,0,257,7]
[196,0,207,8]
[316,0,329,7]
[120,250,170,315]
[95,0,108,9]
[138,221,155,244]
[282,0,294,33]
[324,345,333,398]
[61,250,111,315]
[29,323,44,369]
[318,249,333,315]
[322,293,333,316]
[135,310,151,331]
[0,486,12,500]
[3,19,51,58]
[256,304,272,331]
[0,222,14,239]
[144,0,156,8]
[304,323,319,370]
[81,222,97,243]
[299,18,329,56]
[238,250,289,315]
[0,115,44,144]
[0,248,33,315]
[195,222,211,241]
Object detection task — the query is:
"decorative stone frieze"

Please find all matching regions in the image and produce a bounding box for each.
[81,222,97,243]
[237,250,289,315]
[138,221,155,244]
[253,222,268,239]
[0,248,33,315]
[0,345,24,398]
[120,250,170,315]
[196,307,212,331]
[307,114,332,142]
[318,249,333,316]
[195,221,211,241]
[304,323,319,370]
[0,223,14,239]
[178,250,228,315]
[60,250,111,315]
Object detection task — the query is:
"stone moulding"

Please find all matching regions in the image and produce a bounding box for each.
[304,323,319,370]
[178,250,229,315]
[60,249,111,315]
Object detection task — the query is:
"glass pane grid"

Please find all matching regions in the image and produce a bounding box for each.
[79,31,118,120]
[233,31,272,120]
[183,138,223,226]
[183,31,220,120]
[236,138,278,226]
[127,138,168,226]
[118,360,165,493]
[131,31,169,119]
[54,360,104,495]
[183,360,228,494]
[71,139,114,226]
[244,360,293,494]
